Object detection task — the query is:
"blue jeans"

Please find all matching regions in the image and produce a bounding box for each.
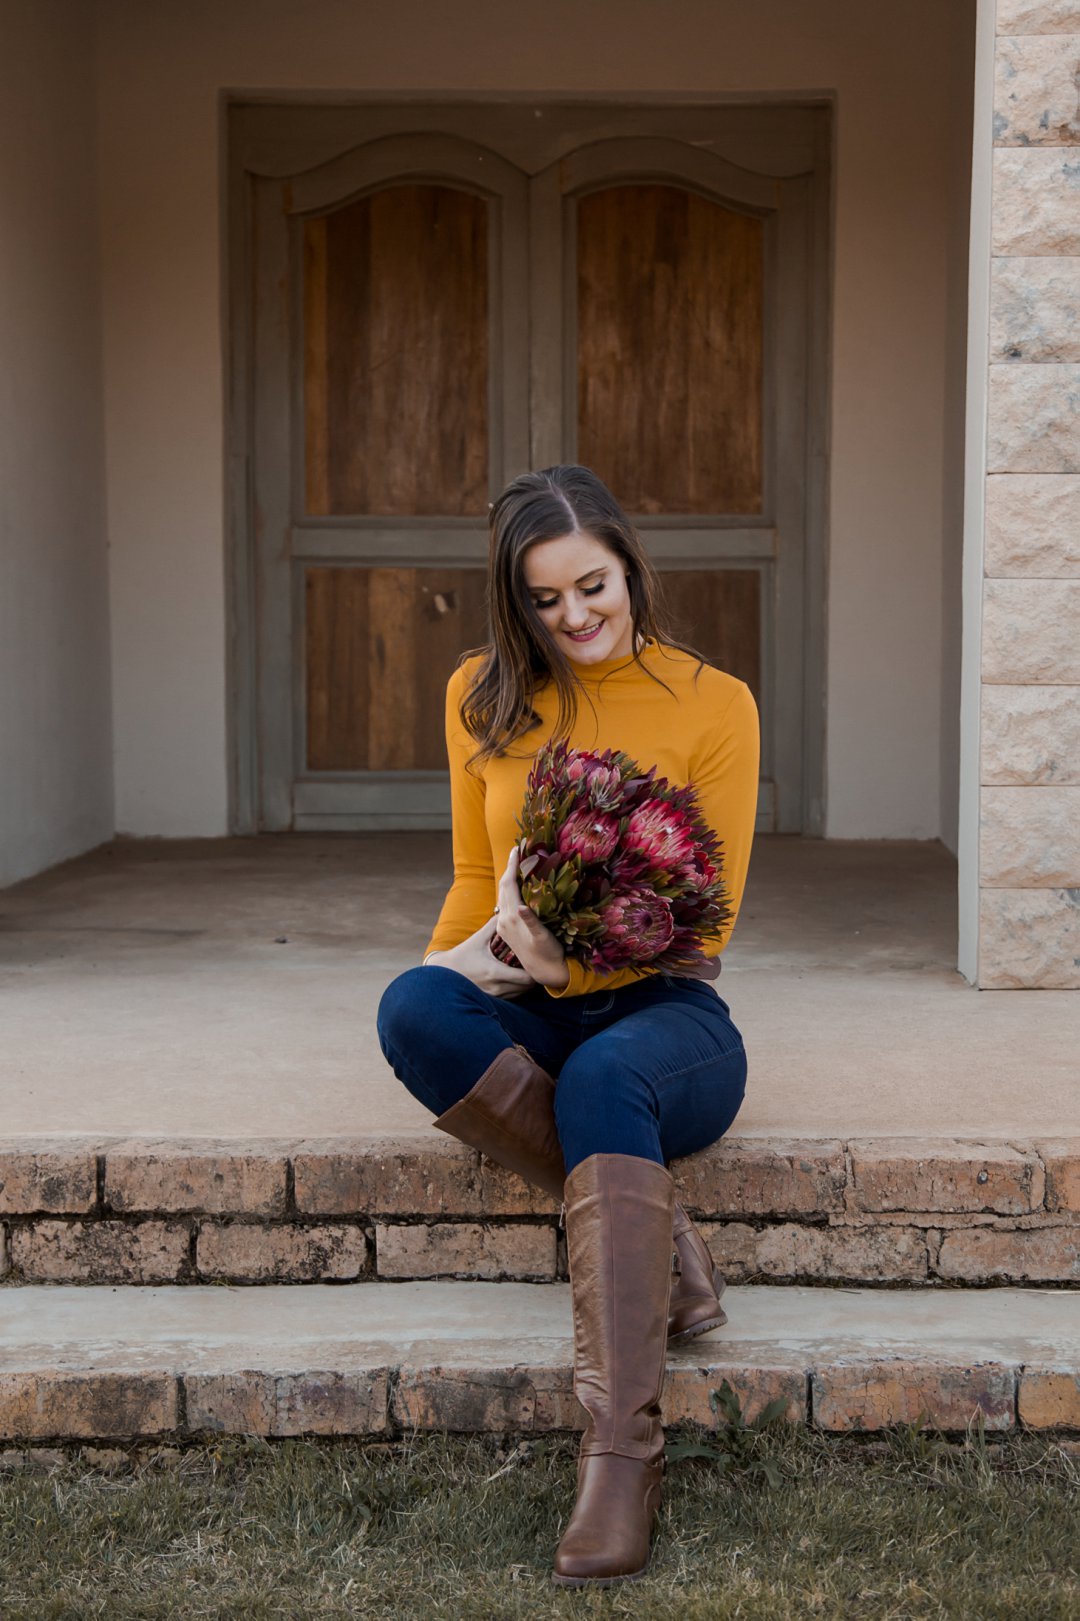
[376,965,748,1175]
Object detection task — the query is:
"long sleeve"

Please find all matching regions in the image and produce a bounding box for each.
[543,678,760,998]
[422,666,496,957]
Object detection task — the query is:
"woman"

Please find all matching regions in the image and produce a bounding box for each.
[377,465,760,1588]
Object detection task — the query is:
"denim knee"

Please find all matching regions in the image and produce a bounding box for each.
[376,964,433,1064]
[553,1059,663,1171]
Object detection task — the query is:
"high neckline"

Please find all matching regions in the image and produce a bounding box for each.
[565,635,658,682]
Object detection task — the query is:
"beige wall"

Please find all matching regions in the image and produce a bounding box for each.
[95,0,976,840]
[0,0,112,886]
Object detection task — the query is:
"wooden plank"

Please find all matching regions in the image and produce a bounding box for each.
[304,184,489,516]
[577,184,763,515]
[302,215,330,515]
[656,568,761,702]
[367,569,418,770]
[305,566,488,771]
[304,566,370,770]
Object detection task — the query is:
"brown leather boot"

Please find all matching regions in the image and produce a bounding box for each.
[431,1044,727,1341]
[551,1151,675,1587]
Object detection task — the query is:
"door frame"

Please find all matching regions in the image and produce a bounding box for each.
[225,94,833,837]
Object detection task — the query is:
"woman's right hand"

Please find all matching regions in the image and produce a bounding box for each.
[423,916,536,999]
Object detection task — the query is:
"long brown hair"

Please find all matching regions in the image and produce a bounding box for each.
[458,465,708,772]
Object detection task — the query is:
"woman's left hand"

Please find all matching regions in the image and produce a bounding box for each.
[494,847,571,991]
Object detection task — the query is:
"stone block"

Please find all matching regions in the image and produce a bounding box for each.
[982,578,1080,680]
[0,1145,97,1214]
[697,1220,760,1274]
[997,0,1080,35]
[993,149,1080,255]
[979,887,1080,987]
[980,785,1080,885]
[392,1365,579,1432]
[937,1225,1080,1280]
[10,1220,189,1283]
[986,472,1080,574]
[104,1145,287,1216]
[753,1223,928,1282]
[1018,1367,1080,1428]
[672,1138,847,1217]
[196,1221,369,1282]
[1036,1137,1080,1210]
[981,685,1080,784]
[478,1161,561,1217]
[987,365,1080,472]
[812,1361,1015,1431]
[994,36,1080,144]
[849,1140,1043,1215]
[990,259,1080,362]
[185,1370,389,1436]
[293,1136,481,1217]
[0,1372,177,1440]
[663,1363,806,1428]
[374,1221,557,1280]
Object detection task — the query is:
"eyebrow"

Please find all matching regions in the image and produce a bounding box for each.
[527,566,608,594]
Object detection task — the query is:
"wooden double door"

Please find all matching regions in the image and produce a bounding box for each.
[231,102,826,834]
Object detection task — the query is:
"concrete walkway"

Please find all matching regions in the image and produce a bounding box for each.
[1,834,1078,1138]
[2,1281,1079,1438]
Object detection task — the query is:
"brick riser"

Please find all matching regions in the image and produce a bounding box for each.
[1,1135,1078,1288]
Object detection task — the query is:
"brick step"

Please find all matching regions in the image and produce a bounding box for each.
[1,1281,1079,1442]
[1,1133,1078,1288]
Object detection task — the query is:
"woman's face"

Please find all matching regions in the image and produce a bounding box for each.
[522,530,634,666]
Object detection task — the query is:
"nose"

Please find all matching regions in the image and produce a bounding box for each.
[561,594,595,630]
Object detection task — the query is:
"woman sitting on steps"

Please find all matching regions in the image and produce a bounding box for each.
[377,463,760,1589]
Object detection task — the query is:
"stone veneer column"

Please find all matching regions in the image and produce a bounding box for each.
[979,0,1080,986]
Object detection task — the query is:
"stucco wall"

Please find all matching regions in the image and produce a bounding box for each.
[0,0,112,886]
[94,0,975,840]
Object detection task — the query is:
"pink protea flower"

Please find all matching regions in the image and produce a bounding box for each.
[556,807,620,865]
[675,848,720,893]
[565,751,625,807]
[595,886,675,966]
[623,800,696,869]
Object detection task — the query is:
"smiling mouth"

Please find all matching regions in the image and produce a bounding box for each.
[564,623,603,641]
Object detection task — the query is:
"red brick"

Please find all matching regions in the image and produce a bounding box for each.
[185,1370,389,1436]
[104,1144,286,1216]
[0,1373,177,1440]
[673,1139,847,1216]
[1035,1138,1080,1213]
[663,1362,806,1427]
[375,1221,556,1280]
[850,1140,1043,1215]
[10,1220,189,1283]
[293,1136,480,1216]
[937,1225,1080,1281]
[0,1145,97,1214]
[196,1222,369,1282]
[1018,1367,1080,1429]
[393,1365,578,1431]
[812,1359,1015,1431]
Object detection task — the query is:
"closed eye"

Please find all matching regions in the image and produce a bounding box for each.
[533,581,606,610]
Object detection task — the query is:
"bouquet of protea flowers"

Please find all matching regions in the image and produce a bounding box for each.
[490,741,732,977]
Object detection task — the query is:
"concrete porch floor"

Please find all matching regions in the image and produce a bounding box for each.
[0,834,1077,1140]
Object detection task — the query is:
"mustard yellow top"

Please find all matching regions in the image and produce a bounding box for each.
[423,637,761,997]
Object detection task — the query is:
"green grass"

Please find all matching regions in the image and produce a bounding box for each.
[1,1402,1078,1618]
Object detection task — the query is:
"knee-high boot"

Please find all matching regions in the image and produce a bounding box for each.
[551,1151,675,1587]
[431,1044,727,1342]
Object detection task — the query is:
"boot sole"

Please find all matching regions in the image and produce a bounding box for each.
[668,1304,729,1343]
[551,1564,649,1587]
[668,1266,728,1342]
